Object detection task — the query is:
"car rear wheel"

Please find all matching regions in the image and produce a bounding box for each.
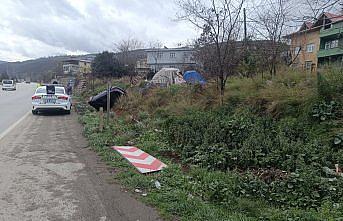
[65,110,71,115]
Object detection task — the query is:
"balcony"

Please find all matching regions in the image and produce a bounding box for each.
[320,27,343,38]
[317,47,343,58]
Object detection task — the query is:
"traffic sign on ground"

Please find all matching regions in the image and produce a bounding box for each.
[112,146,167,174]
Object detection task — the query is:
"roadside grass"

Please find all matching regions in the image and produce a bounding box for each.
[79,110,343,221]
[77,67,343,221]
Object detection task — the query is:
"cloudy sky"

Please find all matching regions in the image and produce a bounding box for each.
[0,0,199,62]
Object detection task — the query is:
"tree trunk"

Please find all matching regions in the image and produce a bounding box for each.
[219,72,225,105]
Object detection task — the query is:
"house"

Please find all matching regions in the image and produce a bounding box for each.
[79,60,92,75]
[62,57,94,76]
[316,13,343,66]
[146,47,197,73]
[286,12,343,71]
[62,59,80,75]
[286,21,321,71]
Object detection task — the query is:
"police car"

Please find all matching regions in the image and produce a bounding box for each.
[32,85,72,115]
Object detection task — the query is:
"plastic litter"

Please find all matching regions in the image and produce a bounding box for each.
[154,180,161,189]
[134,189,142,193]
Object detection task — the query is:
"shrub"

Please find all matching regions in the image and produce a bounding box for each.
[317,67,343,102]
[312,100,338,121]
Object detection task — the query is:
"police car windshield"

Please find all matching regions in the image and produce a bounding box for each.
[36,87,65,94]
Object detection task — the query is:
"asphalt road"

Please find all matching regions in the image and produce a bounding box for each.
[0,87,161,221]
[0,83,36,135]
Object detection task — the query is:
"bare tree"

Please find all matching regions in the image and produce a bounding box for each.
[177,0,245,103]
[299,0,341,21]
[114,37,144,83]
[146,40,163,49]
[251,0,291,76]
[115,38,144,53]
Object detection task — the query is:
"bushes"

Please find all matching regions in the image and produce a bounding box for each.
[312,101,339,121]
[161,107,343,209]
[163,110,255,170]
[163,110,331,171]
[317,67,343,102]
[78,67,343,219]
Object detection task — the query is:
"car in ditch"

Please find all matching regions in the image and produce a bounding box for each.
[32,85,72,115]
[1,79,16,90]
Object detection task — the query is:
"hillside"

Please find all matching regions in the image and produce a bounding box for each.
[77,67,343,221]
[0,54,96,81]
[0,49,150,82]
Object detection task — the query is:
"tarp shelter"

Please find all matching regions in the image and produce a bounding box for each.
[151,68,185,86]
[88,87,125,111]
[183,70,206,85]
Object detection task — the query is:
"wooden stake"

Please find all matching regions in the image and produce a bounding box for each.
[99,107,104,132]
[107,82,111,125]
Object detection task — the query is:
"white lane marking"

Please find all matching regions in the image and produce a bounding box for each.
[0,112,30,141]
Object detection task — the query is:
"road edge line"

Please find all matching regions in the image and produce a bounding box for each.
[0,112,30,142]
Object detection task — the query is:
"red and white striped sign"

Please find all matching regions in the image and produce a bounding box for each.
[112,146,167,174]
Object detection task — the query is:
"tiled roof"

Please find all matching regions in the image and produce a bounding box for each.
[284,12,343,38]
[324,12,343,23]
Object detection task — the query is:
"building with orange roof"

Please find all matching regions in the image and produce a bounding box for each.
[286,12,343,71]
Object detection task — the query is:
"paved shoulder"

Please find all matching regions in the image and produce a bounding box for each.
[0,113,162,221]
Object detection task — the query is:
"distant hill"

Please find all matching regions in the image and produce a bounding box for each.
[0,54,97,81]
[0,50,147,82]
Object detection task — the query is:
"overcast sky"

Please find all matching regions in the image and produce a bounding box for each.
[0,0,341,62]
[0,0,199,62]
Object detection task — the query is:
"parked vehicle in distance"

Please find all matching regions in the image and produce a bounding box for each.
[1,79,16,90]
[32,85,72,115]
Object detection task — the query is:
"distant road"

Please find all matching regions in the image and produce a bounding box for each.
[0,83,36,135]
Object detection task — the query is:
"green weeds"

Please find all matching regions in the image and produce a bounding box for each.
[78,67,343,220]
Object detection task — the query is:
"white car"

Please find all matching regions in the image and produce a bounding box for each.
[2,79,16,90]
[32,85,72,115]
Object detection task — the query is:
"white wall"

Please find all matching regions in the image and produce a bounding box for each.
[146,48,196,72]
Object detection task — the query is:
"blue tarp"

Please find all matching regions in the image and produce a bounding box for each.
[183,70,206,84]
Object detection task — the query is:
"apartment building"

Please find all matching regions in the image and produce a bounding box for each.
[286,12,343,71]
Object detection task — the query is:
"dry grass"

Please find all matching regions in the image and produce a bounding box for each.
[225,70,318,117]
[113,67,342,119]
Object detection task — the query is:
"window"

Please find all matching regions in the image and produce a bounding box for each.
[157,52,163,59]
[170,52,176,58]
[305,61,312,70]
[325,41,331,50]
[331,40,339,48]
[55,87,66,94]
[294,46,301,55]
[325,40,339,50]
[306,43,315,53]
[324,23,332,30]
[36,87,65,94]
[2,80,13,84]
